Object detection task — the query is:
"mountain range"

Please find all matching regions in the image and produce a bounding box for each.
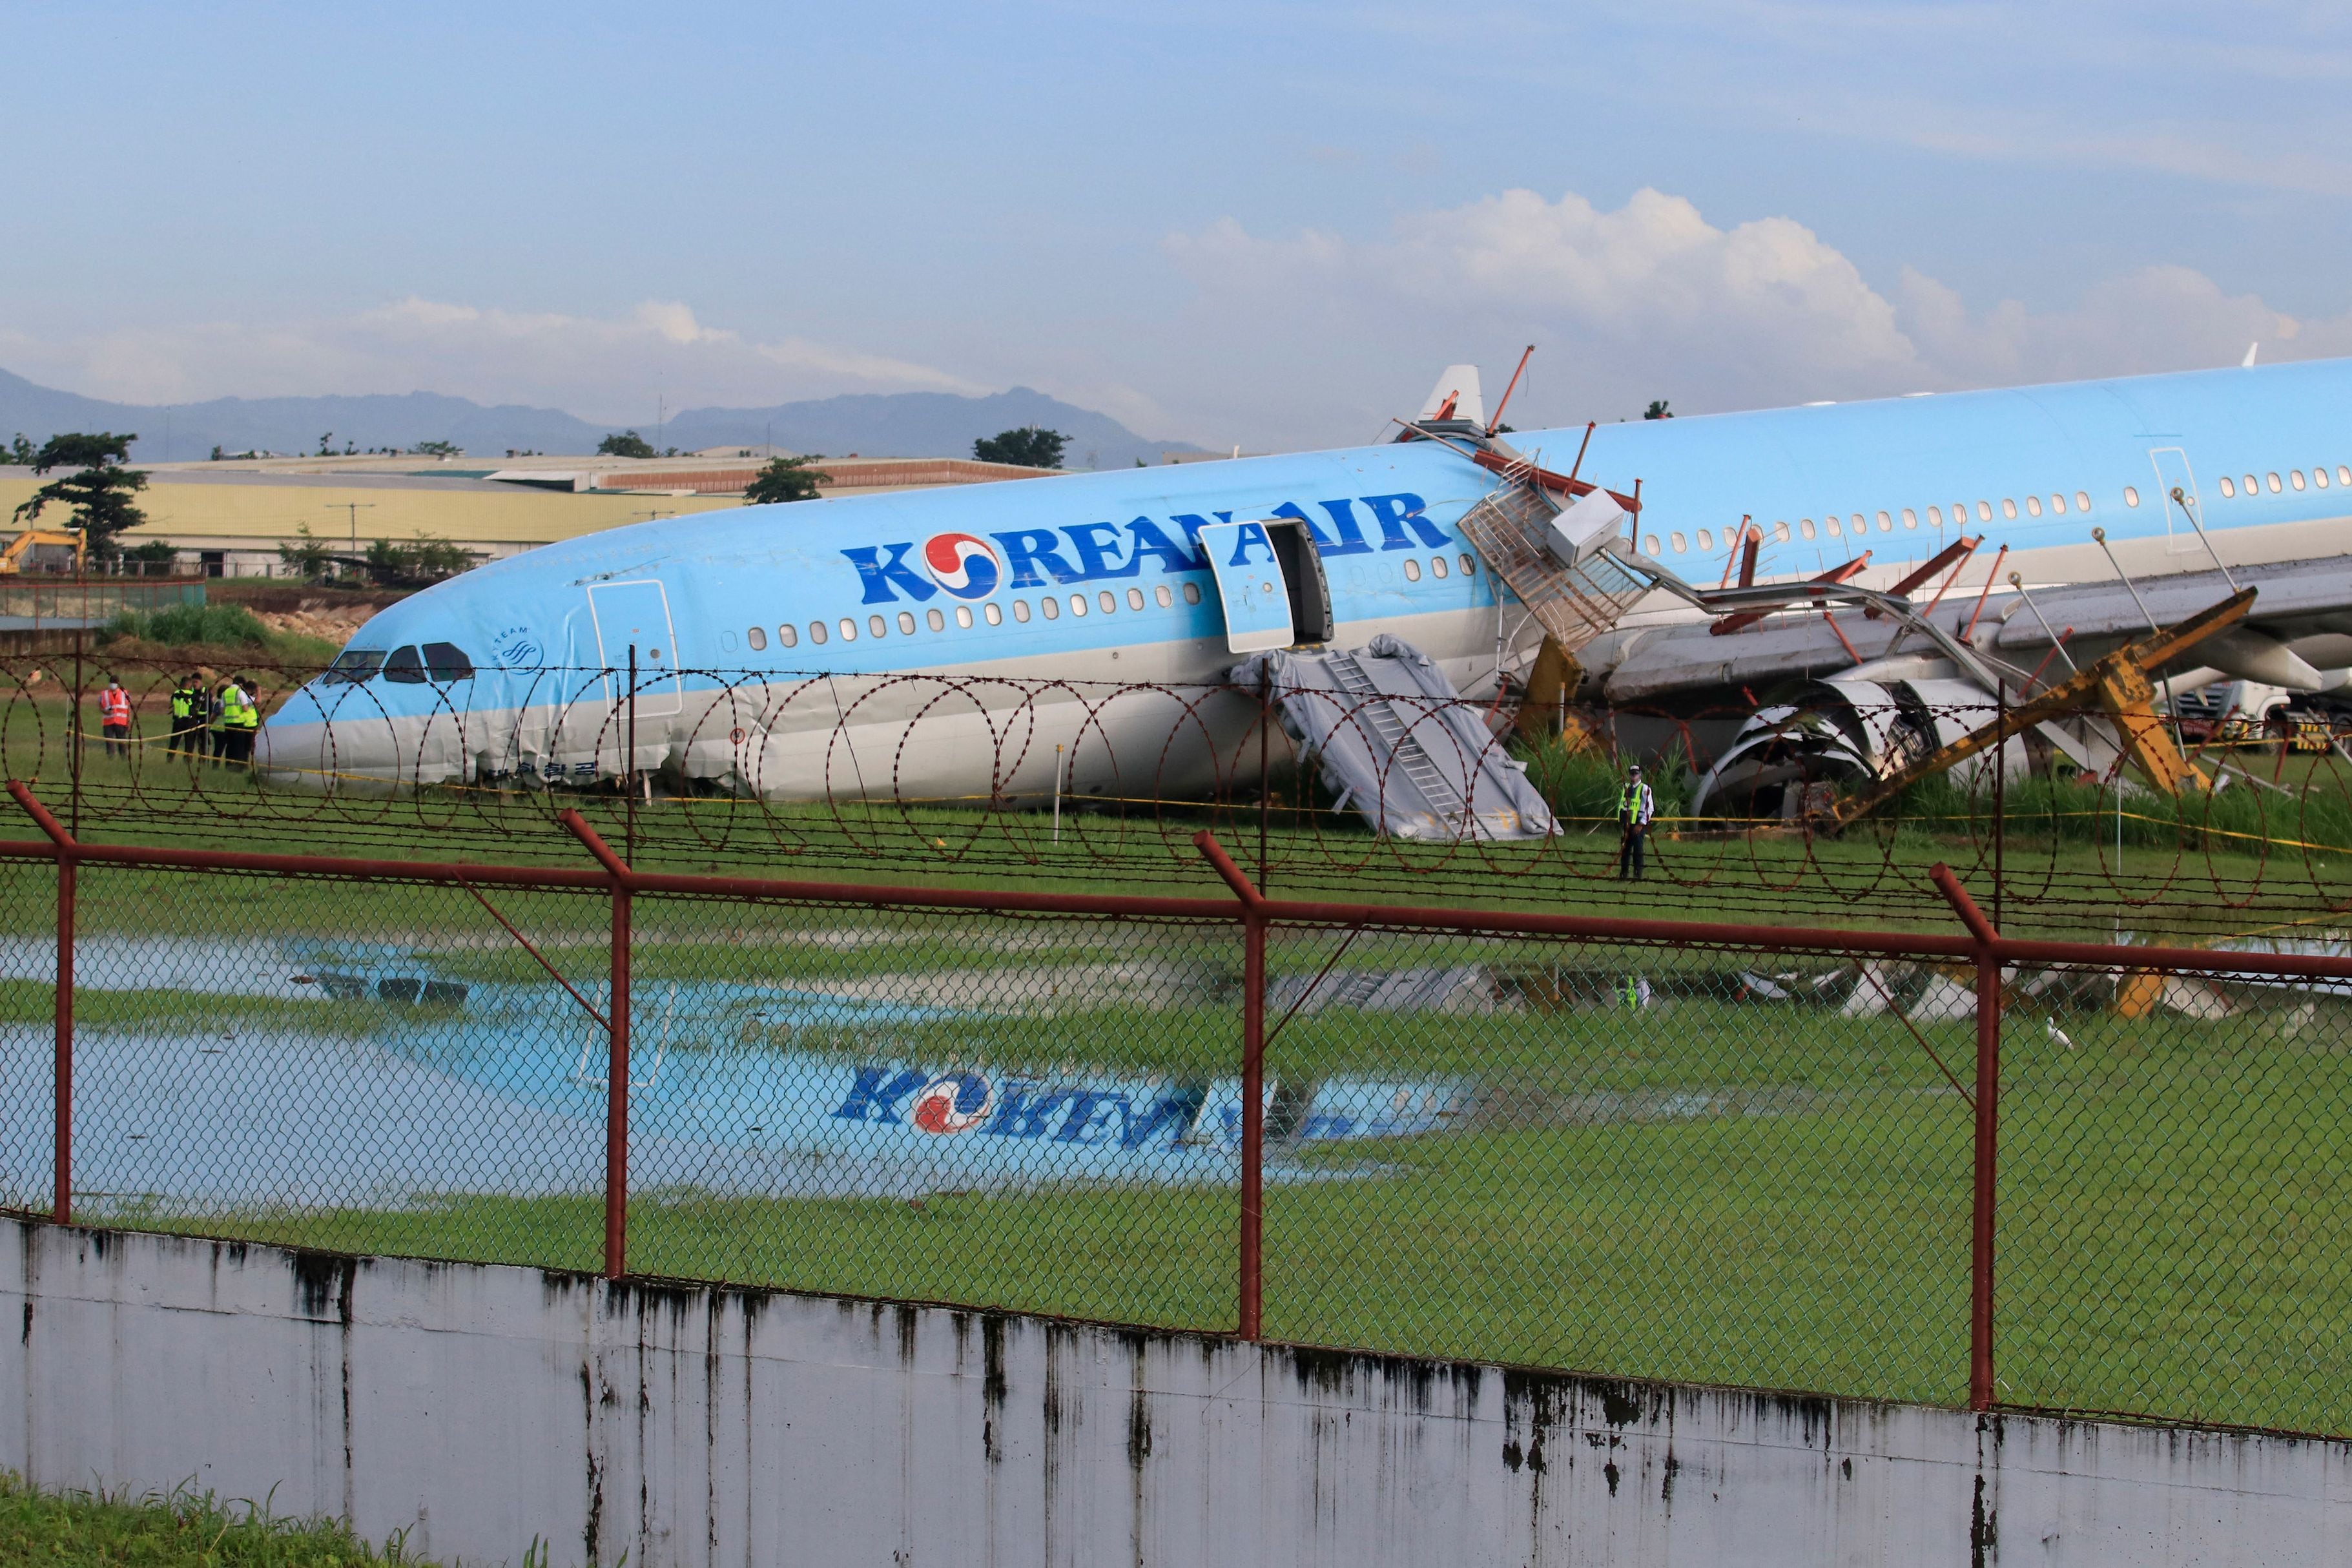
[0,368,1204,470]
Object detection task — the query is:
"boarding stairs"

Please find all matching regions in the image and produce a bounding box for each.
[1235,634,1555,841]
[1449,451,1655,657]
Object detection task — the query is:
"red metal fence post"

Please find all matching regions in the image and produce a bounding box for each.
[1932,862,2002,1412]
[561,808,635,1280]
[1239,907,1266,1339]
[8,782,77,1223]
[1193,830,1267,1339]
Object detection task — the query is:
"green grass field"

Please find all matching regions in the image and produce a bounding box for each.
[0,1472,440,1566]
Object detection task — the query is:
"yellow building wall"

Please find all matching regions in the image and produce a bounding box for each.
[0,479,743,550]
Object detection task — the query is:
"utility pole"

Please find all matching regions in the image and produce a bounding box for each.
[325,502,377,561]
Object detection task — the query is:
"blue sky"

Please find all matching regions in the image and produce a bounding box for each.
[4,1,2348,449]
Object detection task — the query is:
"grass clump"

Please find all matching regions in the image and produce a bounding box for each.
[0,1472,444,1565]
[103,603,274,648]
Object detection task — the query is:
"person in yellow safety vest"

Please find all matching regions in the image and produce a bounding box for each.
[1616,763,1655,882]
[218,675,260,767]
[205,679,229,764]
[168,674,201,756]
[98,676,131,759]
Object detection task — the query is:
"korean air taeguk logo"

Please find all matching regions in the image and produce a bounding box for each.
[920,531,1002,599]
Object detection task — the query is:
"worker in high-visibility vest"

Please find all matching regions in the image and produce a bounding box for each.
[167,675,201,756]
[98,677,131,759]
[1616,763,1655,882]
[217,675,260,767]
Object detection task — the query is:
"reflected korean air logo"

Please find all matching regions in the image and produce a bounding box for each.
[921,532,1002,599]
[909,1071,993,1135]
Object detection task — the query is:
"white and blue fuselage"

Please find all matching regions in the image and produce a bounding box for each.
[260,358,2352,800]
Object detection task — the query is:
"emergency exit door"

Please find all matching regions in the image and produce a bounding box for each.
[587,579,683,716]
[1195,518,1335,654]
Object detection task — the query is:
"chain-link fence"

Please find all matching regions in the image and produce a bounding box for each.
[2,794,2349,1437]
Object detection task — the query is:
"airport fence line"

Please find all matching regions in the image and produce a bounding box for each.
[10,650,2352,935]
[2,781,2352,1436]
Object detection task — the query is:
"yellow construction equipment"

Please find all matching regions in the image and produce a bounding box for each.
[0,526,87,575]
[1828,587,2256,827]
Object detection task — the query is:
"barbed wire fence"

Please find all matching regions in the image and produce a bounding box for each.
[7,651,2350,939]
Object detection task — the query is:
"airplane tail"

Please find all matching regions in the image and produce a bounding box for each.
[1418,364,1485,428]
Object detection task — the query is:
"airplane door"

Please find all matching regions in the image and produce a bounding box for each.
[2149,448,2203,555]
[1195,518,1332,654]
[587,580,683,716]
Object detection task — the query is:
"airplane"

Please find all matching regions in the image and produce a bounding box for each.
[256,355,2352,818]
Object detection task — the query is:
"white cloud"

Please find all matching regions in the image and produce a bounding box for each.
[1159,186,2352,440]
[6,297,988,418]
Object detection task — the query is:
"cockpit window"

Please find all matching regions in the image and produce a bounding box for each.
[325,648,386,685]
[422,642,475,682]
[384,646,428,684]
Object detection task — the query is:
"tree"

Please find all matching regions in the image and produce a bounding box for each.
[744,455,828,505]
[974,426,1068,468]
[598,430,657,459]
[1644,400,1673,420]
[318,431,336,455]
[6,435,34,466]
[363,533,476,588]
[13,432,149,561]
[119,540,180,576]
[276,524,338,582]
[412,439,460,457]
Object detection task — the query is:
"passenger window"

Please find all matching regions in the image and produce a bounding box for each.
[1042,595,1060,620]
[1902,508,1918,529]
[2338,467,2349,486]
[2245,474,2258,494]
[809,621,827,645]
[869,615,887,638]
[1852,514,1868,534]
[2075,491,2091,511]
[1825,518,1841,537]
[779,623,798,648]
[1155,584,1172,608]
[1773,521,1791,542]
[1182,582,1202,604]
[2001,499,2017,519]
[898,612,916,634]
[2316,468,2331,490]
[984,602,1002,625]
[955,605,974,628]
[1099,590,1116,614]
[2123,487,2140,508]
[1644,535,1661,556]
[1695,531,1713,554]
[1799,519,1815,539]
[384,646,428,684]
[422,642,474,682]
[325,648,385,685]
[2268,472,2282,493]
[1431,555,1449,577]
[1460,553,1476,575]
[1013,599,1032,623]
[2291,469,2306,490]
[927,608,945,632]
[2025,496,2041,517]
[1069,593,1088,617]
[1127,588,1146,610]
[747,626,767,652]
[2048,493,2065,514]
[2220,476,2236,497]
[1926,506,1943,527]
[1405,557,1425,579]
[1976,501,1993,522]
[1875,511,1892,531]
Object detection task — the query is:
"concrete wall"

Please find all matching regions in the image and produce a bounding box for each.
[5,1217,2347,1567]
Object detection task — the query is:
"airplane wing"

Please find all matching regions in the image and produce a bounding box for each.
[1588,554,2352,706]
